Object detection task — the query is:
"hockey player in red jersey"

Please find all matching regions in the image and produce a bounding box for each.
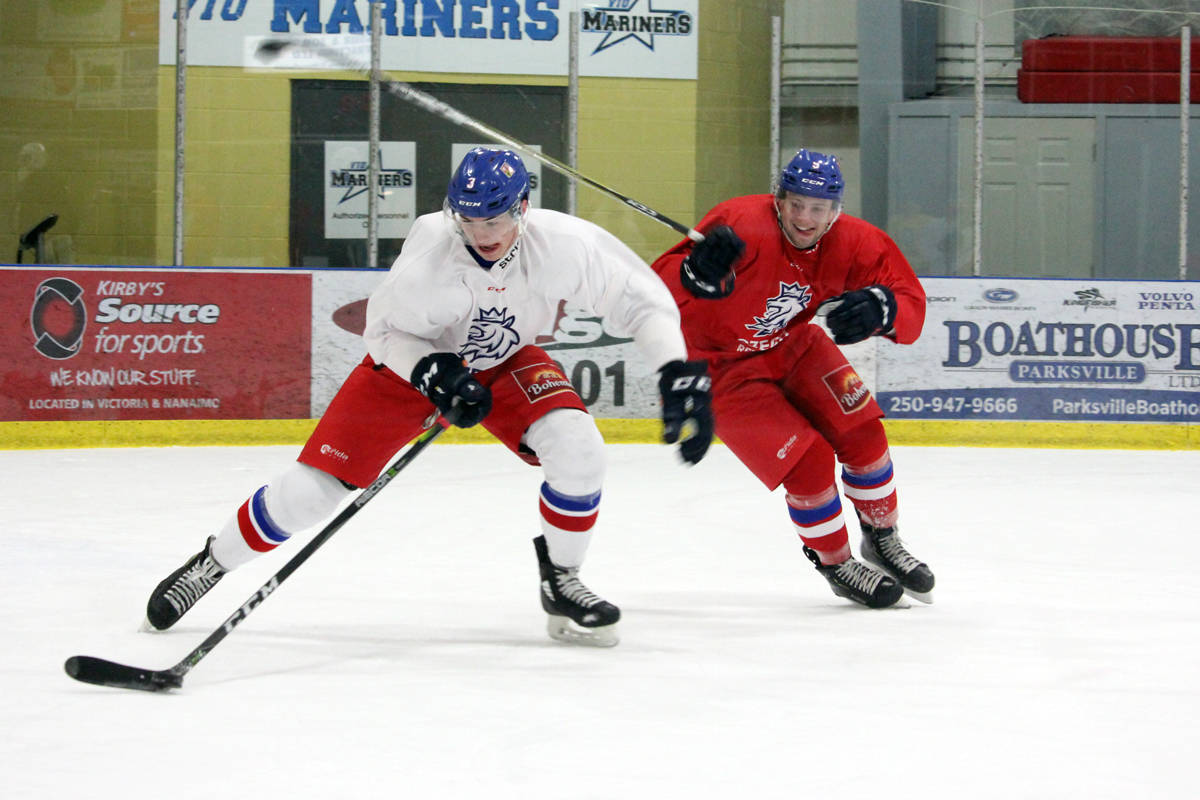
[652,148,934,607]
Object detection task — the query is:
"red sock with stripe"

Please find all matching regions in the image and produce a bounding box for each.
[835,420,898,528]
[782,438,850,565]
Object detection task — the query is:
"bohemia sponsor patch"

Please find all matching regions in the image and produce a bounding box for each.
[511,362,573,403]
[822,364,871,414]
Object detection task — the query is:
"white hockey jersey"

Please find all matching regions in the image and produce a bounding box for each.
[363,208,687,381]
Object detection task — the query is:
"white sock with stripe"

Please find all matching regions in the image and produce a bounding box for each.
[211,463,351,570]
[539,482,599,568]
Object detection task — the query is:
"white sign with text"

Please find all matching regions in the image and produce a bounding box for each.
[160,1,699,80]
[323,140,417,239]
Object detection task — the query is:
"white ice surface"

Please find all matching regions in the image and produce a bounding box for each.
[4,442,1198,799]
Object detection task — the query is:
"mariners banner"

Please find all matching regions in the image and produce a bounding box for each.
[876,277,1200,424]
[160,0,699,80]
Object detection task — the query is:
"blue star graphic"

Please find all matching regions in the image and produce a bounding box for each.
[587,0,690,56]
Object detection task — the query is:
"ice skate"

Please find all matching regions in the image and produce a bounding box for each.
[144,536,226,631]
[533,535,620,647]
[859,521,935,604]
[803,546,904,608]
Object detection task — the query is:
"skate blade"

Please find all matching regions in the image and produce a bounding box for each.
[546,615,619,647]
[902,587,933,605]
[833,590,910,610]
[139,616,160,633]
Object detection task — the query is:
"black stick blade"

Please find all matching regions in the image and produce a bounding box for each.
[64,655,183,693]
[255,39,292,60]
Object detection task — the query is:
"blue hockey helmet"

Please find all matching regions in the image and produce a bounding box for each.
[776,149,844,203]
[446,147,530,218]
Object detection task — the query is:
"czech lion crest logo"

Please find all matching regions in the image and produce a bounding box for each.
[745,281,813,338]
[460,307,520,363]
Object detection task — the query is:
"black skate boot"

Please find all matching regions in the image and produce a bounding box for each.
[533,535,620,647]
[859,521,935,604]
[144,537,226,631]
[803,546,904,609]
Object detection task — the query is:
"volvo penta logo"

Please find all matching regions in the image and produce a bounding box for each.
[30,277,87,360]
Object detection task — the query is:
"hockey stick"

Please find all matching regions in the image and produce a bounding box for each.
[63,412,454,692]
[254,37,703,242]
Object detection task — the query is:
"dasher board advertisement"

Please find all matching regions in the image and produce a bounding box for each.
[2,267,312,421]
[314,272,659,419]
[876,277,1200,423]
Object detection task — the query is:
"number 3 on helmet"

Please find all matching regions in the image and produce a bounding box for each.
[445,147,531,219]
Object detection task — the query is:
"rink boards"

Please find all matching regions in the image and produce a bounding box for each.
[1,266,1197,449]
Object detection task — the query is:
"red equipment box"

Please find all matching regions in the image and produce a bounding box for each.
[1018,36,1198,103]
[1018,70,1200,103]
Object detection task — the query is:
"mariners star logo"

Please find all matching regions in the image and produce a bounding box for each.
[582,0,693,55]
[329,150,412,205]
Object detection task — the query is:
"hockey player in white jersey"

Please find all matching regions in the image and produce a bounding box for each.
[144,147,714,647]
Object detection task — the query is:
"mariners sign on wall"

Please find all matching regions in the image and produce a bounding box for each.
[160,0,699,80]
[875,277,1200,424]
[324,141,416,239]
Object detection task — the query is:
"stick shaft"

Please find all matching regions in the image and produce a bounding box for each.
[168,420,449,679]
[259,38,703,242]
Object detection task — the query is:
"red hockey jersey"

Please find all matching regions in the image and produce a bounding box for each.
[652,194,926,366]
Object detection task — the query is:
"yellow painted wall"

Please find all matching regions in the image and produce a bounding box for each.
[575,0,782,262]
[0,0,158,267]
[7,3,768,271]
[576,78,699,262]
[153,68,704,269]
[152,69,706,268]
[695,0,778,212]
[154,66,293,267]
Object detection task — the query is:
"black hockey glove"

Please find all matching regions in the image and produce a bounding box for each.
[680,225,744,299]
[824,285,898,345]
[658,359,714,465]
[411,352,492,428]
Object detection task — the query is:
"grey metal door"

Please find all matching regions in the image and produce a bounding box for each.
[957,117,1095,278]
